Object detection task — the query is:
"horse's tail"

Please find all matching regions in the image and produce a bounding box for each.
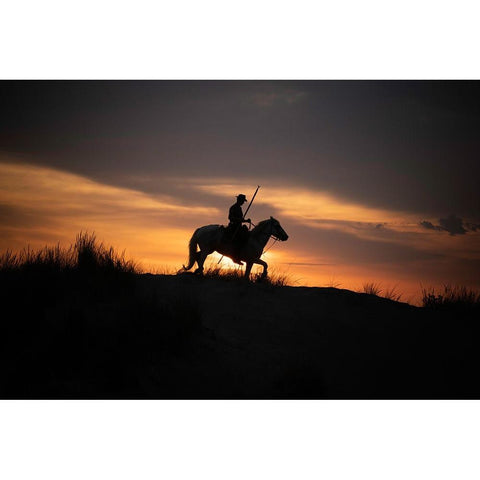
[183,228,200,271]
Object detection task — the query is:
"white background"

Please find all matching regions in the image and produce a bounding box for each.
[1,401,480,479]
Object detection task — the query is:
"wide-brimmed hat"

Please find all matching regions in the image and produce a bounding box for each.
[236,194,247,202]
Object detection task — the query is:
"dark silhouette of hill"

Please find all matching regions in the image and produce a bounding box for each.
[1,234,479,399]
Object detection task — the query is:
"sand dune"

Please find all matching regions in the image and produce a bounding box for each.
[2,269,478,399]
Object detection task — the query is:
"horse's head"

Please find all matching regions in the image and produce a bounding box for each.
[270,216,289,241]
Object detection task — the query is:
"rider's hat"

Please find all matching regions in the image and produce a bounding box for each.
[237,194,247,202]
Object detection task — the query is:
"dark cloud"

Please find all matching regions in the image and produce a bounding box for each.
[419,220,442,231]
[465,222,480,232]
[1,81,480,218]
[420,214,479,235]
[311,219,393,234]
[439,214,467,235]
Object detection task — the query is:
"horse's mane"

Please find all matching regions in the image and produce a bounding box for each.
[251,218,272,234]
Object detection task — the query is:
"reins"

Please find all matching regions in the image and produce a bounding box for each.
[262,237,278,255]
[255,220,280,257]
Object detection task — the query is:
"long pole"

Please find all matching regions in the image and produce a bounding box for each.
[217,185,260,265]
[243,185,260,220]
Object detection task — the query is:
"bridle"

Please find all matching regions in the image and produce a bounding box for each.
[253,219,281,255]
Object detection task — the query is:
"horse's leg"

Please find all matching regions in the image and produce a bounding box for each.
[195,249,211,275]
[244,262,253,280]
[253,258,268,279]
[194,251,201,267]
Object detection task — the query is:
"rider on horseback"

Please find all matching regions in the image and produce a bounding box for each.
[225,194,251,264]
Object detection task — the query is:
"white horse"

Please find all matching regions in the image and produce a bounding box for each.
[182,217,289,280]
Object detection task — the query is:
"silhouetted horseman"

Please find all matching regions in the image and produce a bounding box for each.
[225,194,251,264]
[228,194,251,229]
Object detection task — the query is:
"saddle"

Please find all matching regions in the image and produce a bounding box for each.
[222,224,249,244]
[221,224,249,263]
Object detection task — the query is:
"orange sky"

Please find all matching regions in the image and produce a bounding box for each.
[1,158,479,305]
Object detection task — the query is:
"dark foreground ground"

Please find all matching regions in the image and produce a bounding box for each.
[1,271,479,399]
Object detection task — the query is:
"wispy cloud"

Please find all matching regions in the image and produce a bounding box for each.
[280,262,336,266]
[192,180,420,232]
[0,161,218,267]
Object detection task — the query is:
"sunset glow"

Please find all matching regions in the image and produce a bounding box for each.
[2,157,479,305]
[0,160,213,268]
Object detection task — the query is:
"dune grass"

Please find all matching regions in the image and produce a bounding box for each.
[0,244,76,272]
[421,284,480,310]
[361,282,403,302]
[75,232,140,274]
[0,232,140,275]
[325,276,343,288]
[362,282,383,296]
[383,285,403,302]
